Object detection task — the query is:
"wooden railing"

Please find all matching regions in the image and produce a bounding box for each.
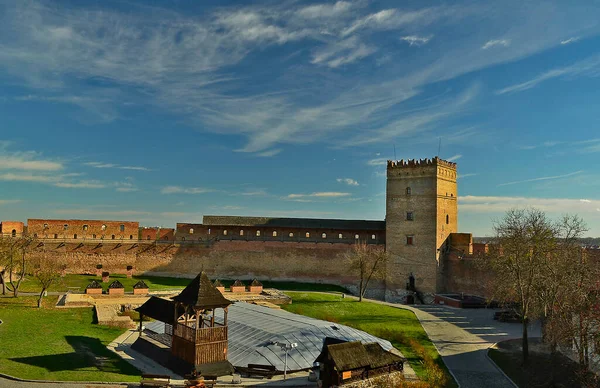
[174,323,195,342]
[196,326,227,343]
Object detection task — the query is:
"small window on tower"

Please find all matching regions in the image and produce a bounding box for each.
[338,233,343,239]
[120,224,125,232]
[406,235,414,245]
[189,228,194,234]
[101,224,107,230]
[322,233,326,238]
[83,224,88,231]
[446,215,449,225]
[208,228,211,234]
[63,224,68,230]
[407,212,414,221]
[355,234,359,240]
[223,230,228,236]
[240,230,244,236]
[406,187,412,195]
[256,230,261,237]
[371,234,376,240]
[289,232,294,237]
[272,231,277,237]
[305,232,310,238]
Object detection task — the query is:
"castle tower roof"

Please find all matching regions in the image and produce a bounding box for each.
[172,271,232,309]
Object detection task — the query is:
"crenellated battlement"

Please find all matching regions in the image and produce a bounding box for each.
[387,156,457,170]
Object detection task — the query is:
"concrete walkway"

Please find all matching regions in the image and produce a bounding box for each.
[368,299,541,388]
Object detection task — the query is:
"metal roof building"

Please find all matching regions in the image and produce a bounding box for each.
[144,301,393,372]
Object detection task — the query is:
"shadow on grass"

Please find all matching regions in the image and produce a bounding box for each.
[9,336,139,376]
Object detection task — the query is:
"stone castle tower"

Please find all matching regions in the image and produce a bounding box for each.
[385,157,458,301]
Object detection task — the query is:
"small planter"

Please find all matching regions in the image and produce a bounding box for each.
[108,280,125,295]
[230,280,246,293]
[133,280,149,295]
[85,280,103,294]
[248,279,263,293]
[213,279,225,293]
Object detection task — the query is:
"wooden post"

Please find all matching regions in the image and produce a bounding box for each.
[211,309,215,327]
[224,307,228,326]
[139,313,143,335]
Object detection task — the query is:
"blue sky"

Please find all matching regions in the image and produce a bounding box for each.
[1,0,600,236]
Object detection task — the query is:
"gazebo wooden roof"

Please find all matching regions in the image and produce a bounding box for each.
[172,271,231,309]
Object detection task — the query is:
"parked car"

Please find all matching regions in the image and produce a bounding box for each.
[493,310,522,323]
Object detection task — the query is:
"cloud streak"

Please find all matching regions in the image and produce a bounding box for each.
[497,170,584,187]
[337,178,359,186]
[161,186,213,195]
[496,54,600,95]
[460,195,600,215]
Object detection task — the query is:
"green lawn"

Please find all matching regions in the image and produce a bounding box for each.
[16,273,349,294]
[0,296,140,382]
[283,292,457,387]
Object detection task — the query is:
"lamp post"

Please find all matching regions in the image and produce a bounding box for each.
[272,341,298,379]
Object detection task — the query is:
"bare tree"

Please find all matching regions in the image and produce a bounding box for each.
[30,249,65,308]
[3,236,36,297]
[486,208,557,364]
[344,242,388,302]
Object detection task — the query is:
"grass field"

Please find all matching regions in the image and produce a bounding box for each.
[282,292,457,387]
[0,295,140,382]
[16,273,349,294]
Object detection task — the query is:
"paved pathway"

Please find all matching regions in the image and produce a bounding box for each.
[372,299,541,388]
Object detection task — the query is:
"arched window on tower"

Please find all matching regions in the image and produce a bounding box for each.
[446,214,449,224]
[406,187,412,195]
[322,233,326,239]
[240,230,244,236]
[11,229,16,237]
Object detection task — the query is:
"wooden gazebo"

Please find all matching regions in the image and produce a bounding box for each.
[170,272,232,369]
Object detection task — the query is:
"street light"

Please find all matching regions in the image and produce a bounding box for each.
[271,341,298,380]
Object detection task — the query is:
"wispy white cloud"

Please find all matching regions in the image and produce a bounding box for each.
[255,149,282,157]
[0,199,22,205]
[400,35,432,46]
[367,158,388,166]
[460,195,600,215]
[561,37,580,45]
[457,173,478,179]
[496,54,600,95]
[0,152,63,171]
[161,186,213,195]
[54,180,106,189]
[287,192,351,199]
[337,178,359,186]
[85,162,151,171]
[497,170,584,187]
[481,39,510,49]
[311,36,377,68]
[446,154,462,162]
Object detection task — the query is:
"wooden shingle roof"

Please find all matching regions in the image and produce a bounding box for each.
[172,272,232,309]
[316,338,405,371]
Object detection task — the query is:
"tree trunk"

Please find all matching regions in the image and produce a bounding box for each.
[358,273,364,302]
[522,318,529,364]
[37,288,46,308]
